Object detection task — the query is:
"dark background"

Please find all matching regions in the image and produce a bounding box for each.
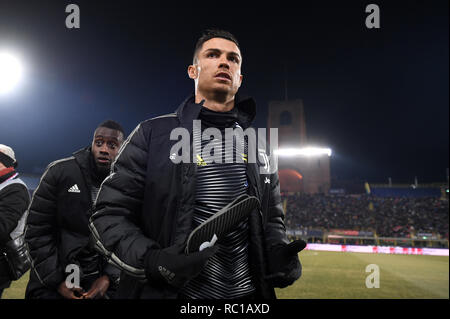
[0,0,448,184]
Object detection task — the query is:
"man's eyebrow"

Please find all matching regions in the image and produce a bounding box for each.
[204,48,241,58]
[95,135,119,141]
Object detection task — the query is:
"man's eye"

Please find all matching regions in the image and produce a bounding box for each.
[95,141,103,146]
[207,52,217,58]
[229,56,239,63]
[108,142,117,149]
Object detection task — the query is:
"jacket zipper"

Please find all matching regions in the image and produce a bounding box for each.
[169,164,185,246]
[247,163,266,230]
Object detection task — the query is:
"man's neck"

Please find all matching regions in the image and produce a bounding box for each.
[90,154,109,186]
[195,92,235,112]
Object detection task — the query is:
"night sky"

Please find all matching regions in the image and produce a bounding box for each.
[0,0,448,184]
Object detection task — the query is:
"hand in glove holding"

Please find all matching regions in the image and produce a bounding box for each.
[265,239,307,288]
[145,244,218,289]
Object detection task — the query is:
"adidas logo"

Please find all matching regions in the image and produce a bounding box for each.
[158,266,175,283]
[68,184,81,193]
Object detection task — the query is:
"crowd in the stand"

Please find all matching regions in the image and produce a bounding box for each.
[283,194,449,239]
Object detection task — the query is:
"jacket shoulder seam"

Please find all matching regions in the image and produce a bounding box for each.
[47,156,76,169]
[149,112,177,121]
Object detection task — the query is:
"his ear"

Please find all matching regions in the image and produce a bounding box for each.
[238,74,243,88]
[188,65,199,80]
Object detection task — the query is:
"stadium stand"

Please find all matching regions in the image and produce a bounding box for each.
[283,193,449,247]
[370,187,442,198]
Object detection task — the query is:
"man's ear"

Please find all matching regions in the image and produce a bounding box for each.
[188,65,199,79]
[238,74,243,88]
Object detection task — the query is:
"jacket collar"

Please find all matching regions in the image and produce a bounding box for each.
[72,147,96,187]
[73,147,92,171]
[175,93,257,129]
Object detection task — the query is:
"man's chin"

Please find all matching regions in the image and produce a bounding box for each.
[95,164,111,175]
[209,86,237,98]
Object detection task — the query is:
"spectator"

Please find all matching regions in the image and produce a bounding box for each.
[0,144,30,297]
[283,193,448,239]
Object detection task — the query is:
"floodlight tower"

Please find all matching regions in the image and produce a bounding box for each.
[268,99,331,194]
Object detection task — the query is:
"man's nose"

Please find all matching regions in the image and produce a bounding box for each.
[218,56,230,69]
[219,62,230,69]
[99,144,109,154]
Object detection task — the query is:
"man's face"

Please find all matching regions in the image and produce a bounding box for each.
[91,127,123,174]
[189,37,243,97]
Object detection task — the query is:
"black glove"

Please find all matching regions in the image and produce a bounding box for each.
[145,244,218,289]
[265,239,306,288]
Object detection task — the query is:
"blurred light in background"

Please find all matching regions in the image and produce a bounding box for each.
[275,147,332,157]
[0,51,24,95]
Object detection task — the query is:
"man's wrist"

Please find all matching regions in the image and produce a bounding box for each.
[144,249,161,282]
[105,273,119,287]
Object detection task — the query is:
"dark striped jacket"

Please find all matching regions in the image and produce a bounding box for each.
[90,94,301,299]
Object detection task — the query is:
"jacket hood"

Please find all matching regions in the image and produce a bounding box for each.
[175,94,257,129]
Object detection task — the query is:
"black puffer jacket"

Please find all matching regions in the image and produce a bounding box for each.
[24,148,119,298]
[0,172,30,287]
[90,95,301,299]
[0,175,29,246]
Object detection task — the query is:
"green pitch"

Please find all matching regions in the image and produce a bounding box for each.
[2,250,448,299]
[275,250,449,299]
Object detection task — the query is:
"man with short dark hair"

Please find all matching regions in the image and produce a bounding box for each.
[24,120,125,299]
[90,29,305,299]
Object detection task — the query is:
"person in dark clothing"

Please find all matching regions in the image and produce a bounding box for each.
[0,144,30,298]
[24,120,125,299]
[90,29,305,299]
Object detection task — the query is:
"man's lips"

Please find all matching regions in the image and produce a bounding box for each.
[215,72,231,81]
[97,158,110,164]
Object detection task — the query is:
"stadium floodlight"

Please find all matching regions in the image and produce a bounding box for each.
[275,147,332,157]
[0,51,24,95]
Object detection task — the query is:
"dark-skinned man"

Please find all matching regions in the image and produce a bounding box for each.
[25,120,125,299]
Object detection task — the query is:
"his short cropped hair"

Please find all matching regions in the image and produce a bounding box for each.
[96,120,125,137]
[193,29,241,64]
